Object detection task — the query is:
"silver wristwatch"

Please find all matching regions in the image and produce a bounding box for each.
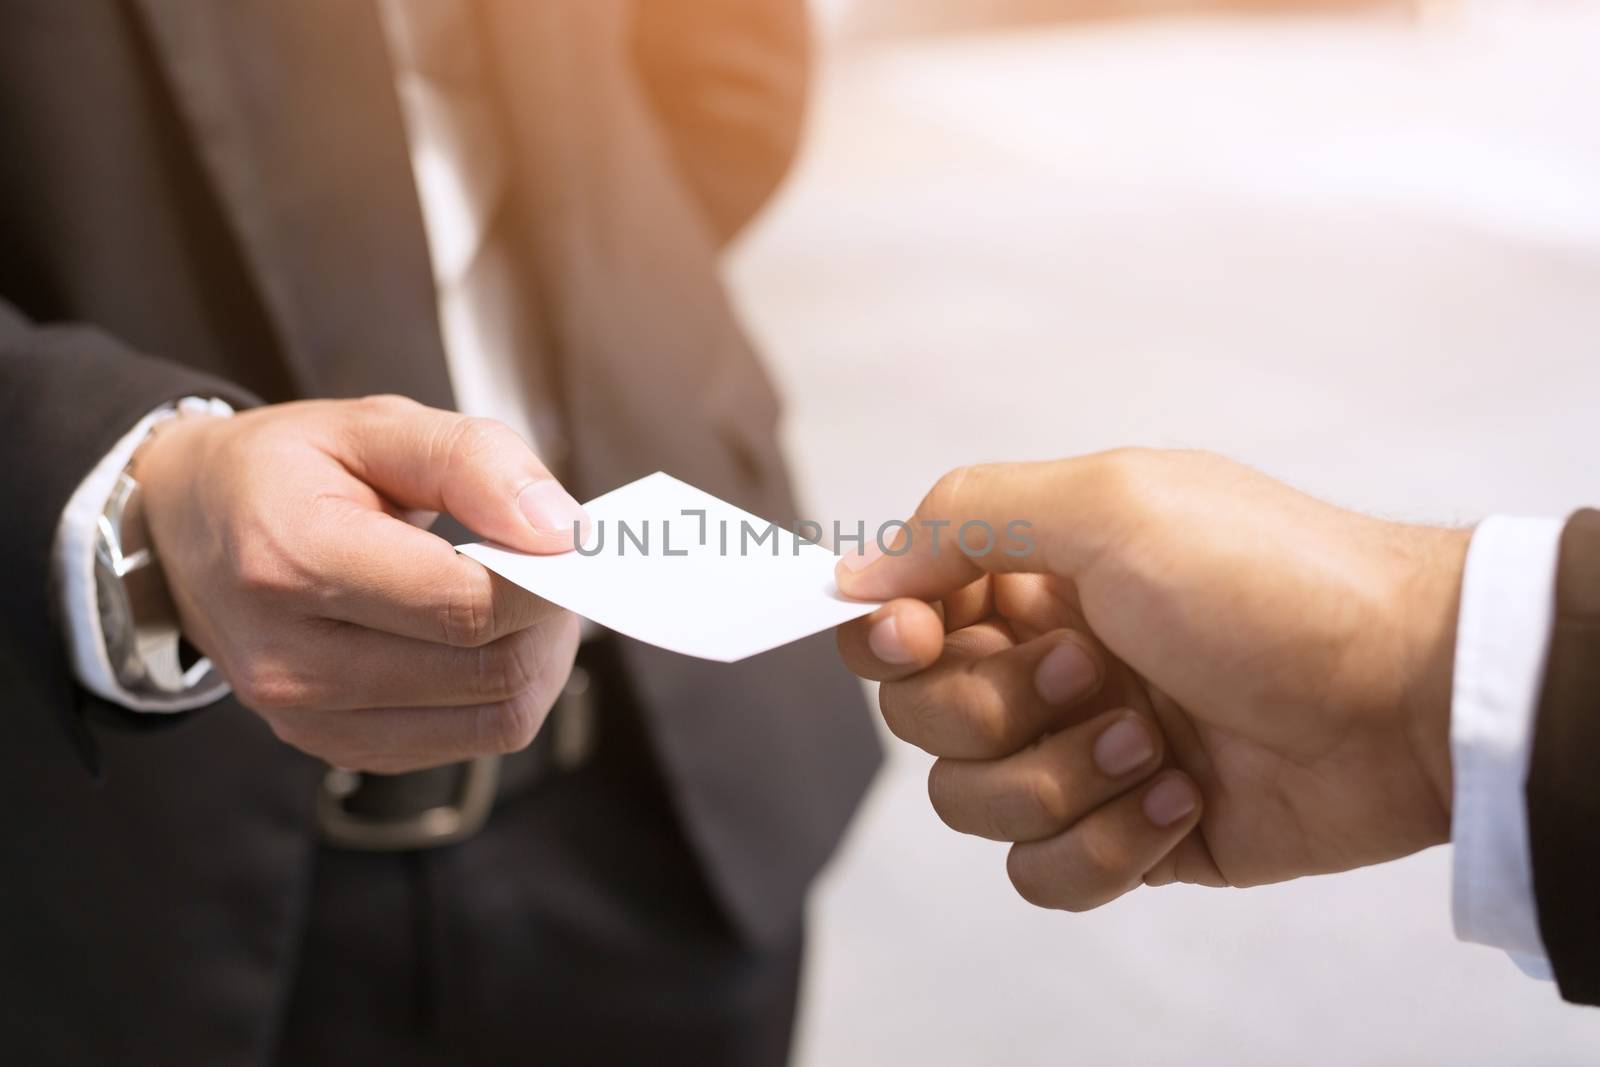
[93,470,228,702]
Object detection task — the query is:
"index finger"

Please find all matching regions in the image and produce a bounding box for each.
[311,506,561,646]
[834,455,1127,603]
[335,395,591,555]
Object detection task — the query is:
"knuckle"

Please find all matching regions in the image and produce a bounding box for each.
[1102,445,1154,466]
[1088,448,1171,523]
[475,633,542,701]
[883,672,1013,757]
[445,416,518,472]
[357,393,420,415]
[876,681,919,743]
[226,515,323,603]
[1005,848,1060,911]
[231,657,309,712]
[1089,449,1143,505]
[965,693,1018,756]
[1006,846,1102,914]
[880,679,946,749]
[475,694,544,755]
[954,666,1018,753]
[231,541,293,597]
[442,576,498,646]
[1024,765,1073,829]
[904,685,950,745]
[925,760,964,828]
[922,465,974,519]
[977,790,1024,841]
[1074,822,1131,887]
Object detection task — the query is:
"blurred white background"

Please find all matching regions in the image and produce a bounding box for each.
[727,3,1600,1064]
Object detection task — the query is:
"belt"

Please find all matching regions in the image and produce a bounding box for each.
[314,661,598,851]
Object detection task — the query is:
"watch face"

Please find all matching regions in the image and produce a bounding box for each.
[93,545,141,685]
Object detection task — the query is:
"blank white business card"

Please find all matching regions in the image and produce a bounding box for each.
[457,472,880,663]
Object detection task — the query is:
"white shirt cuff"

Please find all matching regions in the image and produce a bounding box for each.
[51,397,235,713]
[1450,514,1563,964]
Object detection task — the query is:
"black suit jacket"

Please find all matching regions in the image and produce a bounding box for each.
[1527,508,1600,1006]
[0,1,880,1060]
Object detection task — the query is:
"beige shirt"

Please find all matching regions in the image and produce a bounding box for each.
[378,0,564,470]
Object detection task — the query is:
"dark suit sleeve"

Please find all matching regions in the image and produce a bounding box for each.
[1525,508,1600,1005]
[0,299,258,769]
[631,0,811,245]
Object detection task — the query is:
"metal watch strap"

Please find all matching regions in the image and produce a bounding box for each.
[94,470,228,702]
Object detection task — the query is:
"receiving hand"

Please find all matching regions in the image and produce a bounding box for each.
[836,450,1467,911]
[135,395,587,773]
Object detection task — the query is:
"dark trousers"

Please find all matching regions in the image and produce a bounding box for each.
[273,659,804,1066]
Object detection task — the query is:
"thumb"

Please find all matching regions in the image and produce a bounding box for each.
[835,456,1120,602]
[339,395,589,555]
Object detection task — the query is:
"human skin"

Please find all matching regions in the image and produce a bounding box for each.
[135,394,589,773]
[835,449,1467,911]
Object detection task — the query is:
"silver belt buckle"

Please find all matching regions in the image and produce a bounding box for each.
[312,664,595,851]
[315,755,501,851]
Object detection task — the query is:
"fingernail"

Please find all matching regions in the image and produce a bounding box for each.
[1033,641,1096,705]
[1093,716,1155,777]
[1143,776,1197,828]
[519,480,589,539]
[867,615,915,665]
[841,540,884,574]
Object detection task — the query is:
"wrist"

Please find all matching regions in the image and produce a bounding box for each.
[130,406,221,491]
[1395,524,1472,826]
[126,405,234,650]
[89,400,233,706]
[131,409,225,545]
